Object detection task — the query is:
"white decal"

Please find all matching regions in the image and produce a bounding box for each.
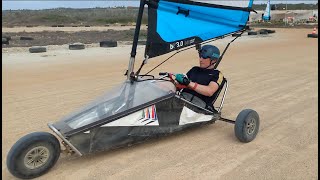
[179,107,213,125]
[170,41,184,50]
[176,41,183,48]
[101,105,159,127]
[170,43,175,50]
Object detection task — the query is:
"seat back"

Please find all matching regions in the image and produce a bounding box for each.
[179,77,228,113]
[211,77,228,111]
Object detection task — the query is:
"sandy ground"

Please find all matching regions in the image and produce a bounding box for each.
[2,25,147,33]
[2,28,318,179]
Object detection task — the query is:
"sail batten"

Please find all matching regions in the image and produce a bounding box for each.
[145,0,254,59]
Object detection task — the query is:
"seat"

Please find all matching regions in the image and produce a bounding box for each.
[180,77,228,113]
[211,77,228,113]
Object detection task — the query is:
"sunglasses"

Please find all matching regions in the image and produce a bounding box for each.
[198,50,219,60]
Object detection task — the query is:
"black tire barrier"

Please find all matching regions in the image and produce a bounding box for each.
[259,30,268,35]
[26,25,33,27]
[232,33,241,37]
[248,31,258,35]
[72,25,78,27]
[3,35,11,41]
[307,34,318,38]
[29,46,47,53]
[57,25,64,27]
[84,25,90,27]
[105,24,110,27]
[267,30,275,34]
[69,43,85,50]
[99,41,117,47]
[20,36,34,40]
[2,38,9,45]
[51,25,58,27]
[260,29,276,34]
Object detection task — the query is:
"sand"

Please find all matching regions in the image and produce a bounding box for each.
[2,28,318,180]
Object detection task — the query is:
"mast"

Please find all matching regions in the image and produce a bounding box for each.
[127,0,146,81]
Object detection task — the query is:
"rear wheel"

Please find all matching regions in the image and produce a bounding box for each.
[234,109,260,143]
[7,132,61,179]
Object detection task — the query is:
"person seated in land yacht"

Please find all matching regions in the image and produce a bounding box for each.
[174,45,225,111]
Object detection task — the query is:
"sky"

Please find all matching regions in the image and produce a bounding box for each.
[2,0,318,10]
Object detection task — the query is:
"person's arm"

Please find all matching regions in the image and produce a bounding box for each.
[187,81,219,97]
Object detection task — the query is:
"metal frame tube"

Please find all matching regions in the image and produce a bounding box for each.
[48,123,83,156]
[127,0,146,80]
[218,117,235,124]
[217,80,229,113]
[175,95,215,114]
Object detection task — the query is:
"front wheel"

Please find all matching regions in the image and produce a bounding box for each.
[234,109,260,143]
[6,132,61,179]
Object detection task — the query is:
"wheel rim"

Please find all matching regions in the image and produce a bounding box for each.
[24,146,50,169]
[246,118,256,135]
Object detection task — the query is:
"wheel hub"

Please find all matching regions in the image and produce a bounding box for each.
[246,118,256,135]
[24,146,50,169]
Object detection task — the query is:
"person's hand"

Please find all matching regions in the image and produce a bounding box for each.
[175,74,190,85]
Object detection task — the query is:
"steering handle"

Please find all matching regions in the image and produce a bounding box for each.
[158,72,187,90]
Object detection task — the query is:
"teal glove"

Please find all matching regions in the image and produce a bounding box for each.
[175,74,190,85]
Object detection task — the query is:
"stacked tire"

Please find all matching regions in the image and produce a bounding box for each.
[259,30,268,35]
[29,46,47,53]
[100,41,117,47]
[2,36,10,45]
[69,43,85,50]
[248,31,258,36]
[307,34,318,38]
[260,29,275,34]
[20,37,34,40]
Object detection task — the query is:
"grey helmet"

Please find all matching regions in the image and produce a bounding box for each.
[198,45,220,61]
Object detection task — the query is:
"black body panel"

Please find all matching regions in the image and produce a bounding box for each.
[67,96,214,155]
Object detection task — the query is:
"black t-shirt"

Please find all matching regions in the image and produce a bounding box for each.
[182,66,224,108]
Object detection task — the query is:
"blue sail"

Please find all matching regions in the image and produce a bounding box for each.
[262,0,271,21]
[145,0,255,58]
